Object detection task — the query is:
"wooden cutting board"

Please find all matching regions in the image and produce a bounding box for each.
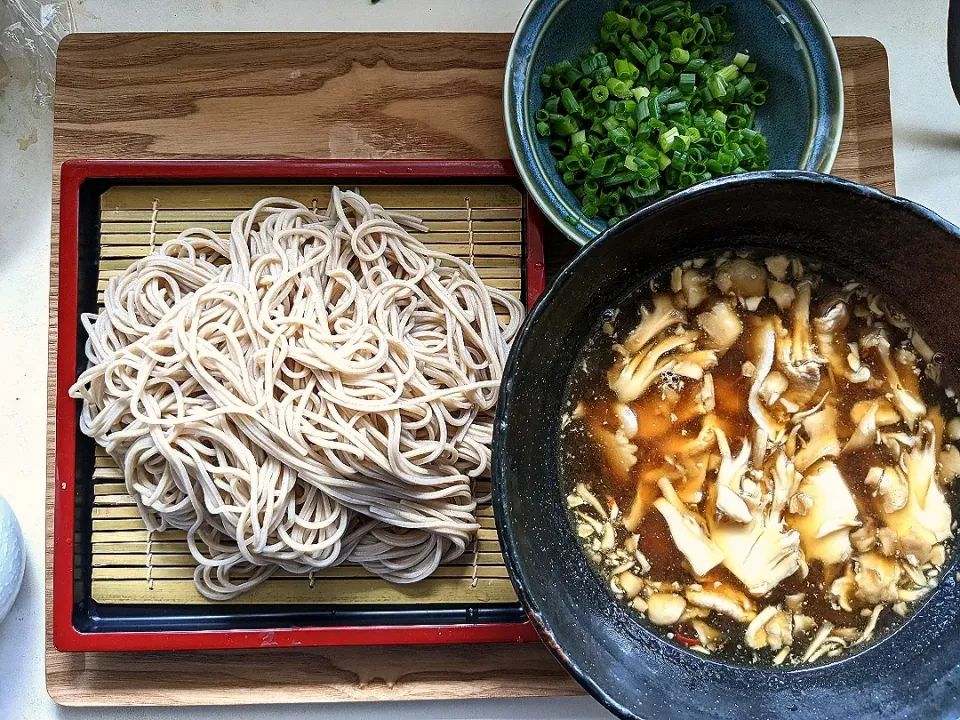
[46,32,895,706]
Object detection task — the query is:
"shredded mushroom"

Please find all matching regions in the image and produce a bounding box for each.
[565,255,957,667]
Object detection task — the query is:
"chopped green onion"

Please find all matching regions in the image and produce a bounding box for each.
[614,58,640,81]
[715,63,740,82]
[626,41,650,64]
[603,11,631,31]
[734,76,753,98]
[602,116,621,131]
[635,97,652,121]
[607,77,633,98]
[609,126,632,148]
[603,170,641,186]
[649,94,662,120]
[550,116,579,137]
[701,15,714,39]
[591,85,610,104]
[707,73,728,99]
[657,86,681,104]
[659,126,680,151]
[560,87,580,114]
[646,53,662,79]
[535,0,770,225]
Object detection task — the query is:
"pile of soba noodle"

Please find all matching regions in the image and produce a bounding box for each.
[70,189,524,600]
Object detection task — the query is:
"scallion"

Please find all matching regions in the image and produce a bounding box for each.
[560,87,580,114]
[535,0,770,227]
[591,85,611,104]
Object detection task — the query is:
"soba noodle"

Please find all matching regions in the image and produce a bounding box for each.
[69,189,524,600]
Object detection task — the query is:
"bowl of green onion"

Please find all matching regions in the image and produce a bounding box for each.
[505,0,843,245]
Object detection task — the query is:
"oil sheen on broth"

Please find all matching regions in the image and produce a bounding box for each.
[561,254,960,666]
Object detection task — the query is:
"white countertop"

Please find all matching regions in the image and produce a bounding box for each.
[0,0,957,717]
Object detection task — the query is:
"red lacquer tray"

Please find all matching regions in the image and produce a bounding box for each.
[54,159,545,652]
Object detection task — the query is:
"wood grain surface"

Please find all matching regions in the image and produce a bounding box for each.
[46,32,895,707]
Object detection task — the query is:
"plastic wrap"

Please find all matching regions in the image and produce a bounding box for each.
[0,0,75,111]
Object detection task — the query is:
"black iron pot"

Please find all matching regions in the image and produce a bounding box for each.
[492,171,960,720]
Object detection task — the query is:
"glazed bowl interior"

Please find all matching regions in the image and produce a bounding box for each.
[493,172,960,720]
[505,0,844,246]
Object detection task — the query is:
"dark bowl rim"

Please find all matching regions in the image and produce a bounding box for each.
[491,170,960,719]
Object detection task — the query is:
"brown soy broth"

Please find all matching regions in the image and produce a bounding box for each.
[559,255,955,664]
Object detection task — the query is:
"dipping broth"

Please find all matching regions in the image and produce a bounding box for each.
[560,253,960,666]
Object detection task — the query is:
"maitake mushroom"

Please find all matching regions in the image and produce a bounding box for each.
[622,293,687,355]
[715,259,768,299]
[586,413,638,481]
[776,281,825,406]
[608,329,700,403]
[653,477,724,577]
[710,452,803,596]
[748,320,786,438]
[713,428,755,522]
[685,583,757,622]
[574,255,957,666]
[792,401,841,472]
[813,295,851,381]
[862,326,927,429]
[885,420,953,553]
[745,605,794,650]
[697,300,743,353]
[789,462,861,567]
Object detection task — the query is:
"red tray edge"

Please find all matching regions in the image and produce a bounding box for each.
[54,158,546,653]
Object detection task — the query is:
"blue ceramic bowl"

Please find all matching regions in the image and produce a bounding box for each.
[505,0,844,246]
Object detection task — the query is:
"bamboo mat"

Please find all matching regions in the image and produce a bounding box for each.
[89,183,522,606]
